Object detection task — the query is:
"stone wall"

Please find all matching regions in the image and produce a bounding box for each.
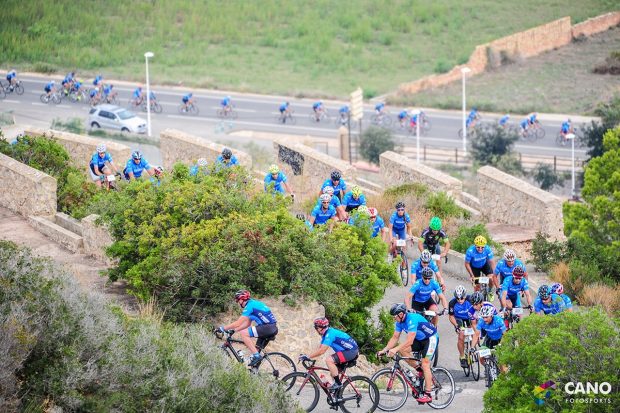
[572,11,620,38]
[477,166,564,240]
[273,139,357,202]
[379,151,463,199]
[0,152,56,218]
[24,127,132,170]
[160,129,252,170]
[82,214,115,265]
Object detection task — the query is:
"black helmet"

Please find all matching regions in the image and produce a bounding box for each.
[222,148,233,160]
[389,303,407,316]
[470,291,484,305]
[421,267,434,279]
[331,171,341,181]
[395,201,405,209]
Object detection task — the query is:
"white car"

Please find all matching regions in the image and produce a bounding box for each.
[88,104,147,134]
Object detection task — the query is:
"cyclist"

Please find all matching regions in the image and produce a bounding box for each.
[190,158,208,176]
[368,207,388,242]
[498,114,510,128]
[89,143,119,187]
[464,235,497,298]
[312,100,325,121]
[528,112,538,126]
[5,70,17,91]
[132,86,144,106]
[44,80,56,99]
[519,116,530,136]
[218,290,278,367]
[469,291,498,319]
[181,92,194,112]
[150,165,165,186]
[466,107,479,129]
[499,267,533,327]
[448,285,478,368]
[559,119,573,145]
[319,186,346,220]
[299,317,358,393]
[374,102,385,115]
[341,185,366,213]
[410,249,446,289]
[221,95,233,113]
[550,283,573,311]
[320,171,346,201]
[264,164,294,196]
[61,72,74,95]
[102,84,116,103]
[409,109,424,130]
[216,148,239,168]
[406,267,447,327]
[397,109,409,127]
[338,105,349,125]
[278,101,290,123]
[377,303,438,404]
[93,74,103,87]
[123,150,156,180]
[418,217,450,271]
[534,285,566,315]
[308,194,337,228]
[388,201,412,257]
[471,305,506,367]
[494,249,527,288]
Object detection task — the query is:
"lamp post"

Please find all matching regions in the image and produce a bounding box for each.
[566,133,576,199]
[144,51,154,137]
[461,67,471,156]
[412,109,421,163]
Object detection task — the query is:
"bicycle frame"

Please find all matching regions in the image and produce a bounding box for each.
[381,355,424,396]
[297,359,363,407]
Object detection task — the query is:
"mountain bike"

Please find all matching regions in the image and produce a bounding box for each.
[178,101,199,115]
[461,326,480,381]
[474,275,493,302]
[478,346,499,388]
[275,110,296,125]
[282,358,379,412]
[214,329,295,380]
[371,353,455,411]
[392,237,409,287]
[217,105,238,119]
[0,79,25,95]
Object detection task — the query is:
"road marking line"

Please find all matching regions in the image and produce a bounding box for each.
[2,99,20,104]
[31,102,48,106]
[57,104,71,109]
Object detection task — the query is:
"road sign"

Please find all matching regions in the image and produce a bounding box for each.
[350,87,363,121]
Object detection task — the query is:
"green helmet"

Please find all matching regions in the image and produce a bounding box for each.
[429,216,442,231]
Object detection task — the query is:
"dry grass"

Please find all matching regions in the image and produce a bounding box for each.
[137,296,165,325]
[577,283,620,316]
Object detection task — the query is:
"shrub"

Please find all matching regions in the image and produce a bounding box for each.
[51,117,86,134]
[580,95,620,161]
[530,163,565,190]
[530,232,570,272]
[451,223,502,255]
[424,191,470,220]
[359,126,395,164]
[469,123,520,169]
[433,59,452,74]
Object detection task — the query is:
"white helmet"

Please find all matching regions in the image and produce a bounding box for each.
[197,158,208,167]
[319,193,331,203]
[479,305,495,318]
[96,143,106,153]
[322,185,335,195]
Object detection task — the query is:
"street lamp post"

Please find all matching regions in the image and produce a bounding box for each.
[412,109,421,163]
[461,67,471,156]
[144,51,154,137]
[566,133,576,199]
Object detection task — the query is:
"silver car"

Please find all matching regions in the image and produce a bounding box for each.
[88,104,147,134]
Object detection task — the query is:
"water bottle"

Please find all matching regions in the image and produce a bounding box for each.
[237,349,244,359]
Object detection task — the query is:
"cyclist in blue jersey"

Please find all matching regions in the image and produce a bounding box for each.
[278,101,291,123]
[469,292,498,319]
[123,150,156,180]
[377,303,438,404]
[6,70,17,90]
[264,164,294,196]
[132,86,144,106]
[388,201,413,256]
[215,148,239,169]
[465,235,497,296]
[410,249,445,289]
[498,114,510,127]
[312,100,325,121]
[466,107,479,128]
[338,105,350,125]
[374,102,385,115]
[221,95,232,113]
[190,158,208,176]
[534,285,566,315]
[472,305,506,367]
[308,194,337,228]
[319,171,346,201]
[559,119,573,145]
[44,80,56,98]
[519,117,530,136]
[318,186,346,220]
[406,267,447,327]
[299,317,358,393]
[499,267,533,326]
[418,216,451,271]
[102,84,116,102]
[181,92,194,112]
[219,290,278,367]
[397,109,409,127]
[93,75,103,86]
[89,143,119,187]
[368,207,388,242]
[449,285,478,368]
[494,249,528,287]
[342,185,366,213]
[550,283,573,312]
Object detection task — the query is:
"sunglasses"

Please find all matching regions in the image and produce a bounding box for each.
[397,208,405,212]
[457,297,466,301]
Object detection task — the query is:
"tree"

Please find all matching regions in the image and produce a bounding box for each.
[580,95,620,161]
[530,163,566,190]
[469,124,522,174]
[359,126,395,164]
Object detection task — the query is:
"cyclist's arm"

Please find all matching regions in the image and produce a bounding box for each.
[417,238,424,253]
[145,167,156,177]
[524,291,532,307]
[448,314,457,328]
[387,223,394,242]
[435,272,446,290]
[437,293,448,312]
[405,291,414,311]
[488,258,496,273]
[223,315,251,332]
[499,289,508,308]
[308,215,316,226]
[108,160,119,174]
[283,182,293,194]
[390,331,415,355]
[405,222,413,239]
[442,239,451,256]
[379,331,402,354]
[464,261,474,280]
[307,344,330,360]
[127,170,136,180]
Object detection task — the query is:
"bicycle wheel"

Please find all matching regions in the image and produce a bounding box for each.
[536,127,545,139]
[525,129,537,143]
[426,367,455,409]
[371,114,380,126]
[287,114,297,125]
[370,368,408,412]
[462,344,471,377]
[257,352,295,380]
[339,375,379,413]
[382,115,393,128]
[189,104,199,115]
[470,351,481,381]
[422,118,432,134]
[484,361,494,388]
[51,94,61,104]
[281,372,320,412]
[15,82,24,95]
[229,109,238,119]
[40,93,50,103]
[152,102,163,114]
[399,252,409,287]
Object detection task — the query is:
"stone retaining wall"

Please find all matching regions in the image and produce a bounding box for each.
[572,11,620,38]
[379,151,463,199]
[160,129,252,170]
[82,214,115,265]
[0,152,56,217]
[477,166,564,240]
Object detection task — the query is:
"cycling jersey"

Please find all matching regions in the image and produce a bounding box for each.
[420,227,448,249]
[499,115,509,126]
[494,258,526,285]
[560,294,573,309]
[371,216,385,238]
[315,194,341,209]
[561,121,571,133]
[264,171,288,194]
[410,259,440,281]
[339,106,349,114]
[467,110,478,127]
[215,154,239,168]
[409,279,442,303]
[321,178,346,196]
[103,85,112,95]
[74,81,82,90]
[448,297,475,321]
[389,211,411,231]
[342,191,366,209]
[321,327,358,352]
[90,152,113,172]
[89,89,98,98]
[93,75,102,86]
[529,114,537,123]
[312,102,323,110]
[124,158,151,179]
[465,245,494,269]
[533,294,565,315]
[311,205,337,225]
[395,312,438,341]
[476,315,505,341]
[241,299,277,325]
[133,88,142,99]
[375,103,385,112]
[189,164,206,176]
[398,110,408,120]
[182,94,192,103]
[149,91,156,100]
[501,276,529,298]
[44,82,54,92]
[279,102,289,113]
[221,97,231,107]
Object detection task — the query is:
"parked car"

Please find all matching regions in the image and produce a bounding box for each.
[88,104,146,134]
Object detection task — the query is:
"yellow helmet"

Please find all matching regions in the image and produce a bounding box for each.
[268,164,280,174]
[351,185,362,197]
[474,235,487,247]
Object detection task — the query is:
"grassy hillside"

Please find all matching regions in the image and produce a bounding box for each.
[1,0,617,97]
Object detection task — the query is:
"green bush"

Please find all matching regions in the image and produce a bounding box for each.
[530,232,570,272]
[469,124,520,169]
[424,191,470,220]
[530,163,566,190]
[451,223,503,255]
[359,126,395,164]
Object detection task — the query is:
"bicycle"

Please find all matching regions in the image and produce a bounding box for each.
[282,358,379,412]
[178,101,199,115]
[69,88,88,103]
[477,346,499,388]
[371,112,393,128]
[405,114,432,136]
[393,237,409,287]
[214,329,295,380]
[555,126,583,147]
[336,112,350,126]
[460,326,480,381]
[100,173,120,191]
[458,114,481,138]
[216,105,238,119]
[40,90,62,105]
[275,110,297,125]
[502,306,531,331]
[142,99,163,114]
[371,353,455,411]
[0,79,25,95]
[309,108,330,123]
[473,275,493,302]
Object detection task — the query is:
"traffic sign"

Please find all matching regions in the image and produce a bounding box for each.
[350,87,363,121]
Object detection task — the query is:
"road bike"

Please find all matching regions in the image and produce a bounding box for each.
[371,353,455,411]
[410,309,443,367]
[282,358,379,412]
[214,329,295,381]
[392,237,409,287]
[217,105,238,119]
[275,110,296,125]
[40,90,62,104]
[309,108,330,123]
[521,120,545,142]
[0,79,25,95]
[555,126,583,147]
[178,101,199,115]
[141,99,163,114]
[478,346,499,388]
[403,113,432,136]
[460,326,480,381]
[371,112,392,128]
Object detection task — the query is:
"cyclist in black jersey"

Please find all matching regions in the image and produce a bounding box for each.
[418,217,450,270]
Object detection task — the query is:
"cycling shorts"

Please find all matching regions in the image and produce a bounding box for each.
[411,297,436,313]
[472,263,493,281]
[345,205,360,213]
[392,228,407,240]
[89,163,105,181]
[249,323,277,339]
[483,337,501,349]
[506,294,521,307]
[411,335,438,360]
[456,318,472,328]
[331,349,359,366]
[423,243,441,255]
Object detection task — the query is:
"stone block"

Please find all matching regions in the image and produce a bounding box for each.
[81,214,115,264]
[28,215,83,253]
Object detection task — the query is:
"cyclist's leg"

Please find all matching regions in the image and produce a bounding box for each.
[417,336,438,396]
[456,319,468,358]
[89,164,102,188]
[242,323,273,354]
[472,266,482,292]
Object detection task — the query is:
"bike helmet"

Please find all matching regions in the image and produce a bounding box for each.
[221,148,232,160]
[268,164,280,174]
[550,282,564,295]
[234,289,250,301]
[368,207,378,218]
[479,305,495,318]
[188,92,193,97]
[538,285,551,300]
[421,267,434,279]
[357,205,369,215]
[454,285,467,300]
[319,193,331,203]
[474,235,487,247]
[96,143,106,153]
[331,171,341,181]
[313,317,329,329]
[512,266,525,278]
[131,150,142,160]
[154,166,164,174]
[470,291,484,305]
[420,249,432,263]
[503,249,516,261]
[429,217,442,231]
[389,303,407,316]
[51,80,56,85]
[197,158,208,167]
[322,185,335,195]
[351,186,362,197]
[395,201,405,209]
